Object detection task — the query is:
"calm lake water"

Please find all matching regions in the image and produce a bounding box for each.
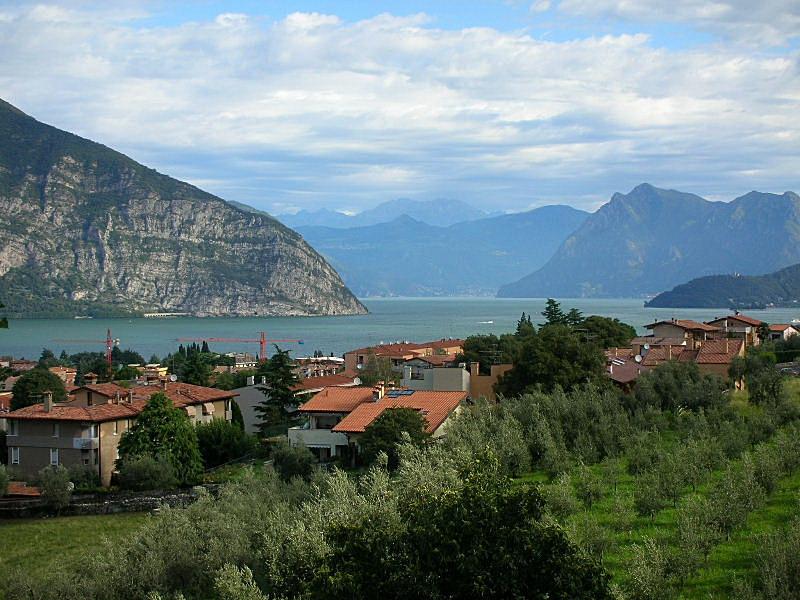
[3,298,800,361]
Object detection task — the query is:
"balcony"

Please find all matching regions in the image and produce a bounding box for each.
[72,437,99,450]
[288,427,348,450]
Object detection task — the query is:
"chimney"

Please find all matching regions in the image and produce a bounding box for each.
[609,363,613,375]
[668,346,672,360]
[114,392,121,405]
[86,373,98,385]
[470,362,480,377]
[372,382,385,402]
[43,390,53,412]
[161,378,168,390]
[127,390,134,404]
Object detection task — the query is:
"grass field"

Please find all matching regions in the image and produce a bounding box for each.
[0,513,149,592]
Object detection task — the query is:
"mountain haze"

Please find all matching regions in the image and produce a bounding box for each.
[280,197,490,229]
[0,99,366,317]
[498,184,800,298]
[297,205,588,296]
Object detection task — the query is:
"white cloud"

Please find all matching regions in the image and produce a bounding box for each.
[0,4,797,213]
[557,0,800,46]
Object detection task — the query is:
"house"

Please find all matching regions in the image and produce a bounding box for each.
[0,390,10,432]
[289,386,467,462]
[643,319,719,349]
[235,372,361,435]
[768,324,799,342]
[678,338,745,383]
[344,339,464,373]
[294,356,345,378]
[10,359,37,372]
[401,361,469,393]
[48,366,77,386]
[5,381,236,486]
[468,362,513,402]
[606,357,648,393]
[706,313,763,346]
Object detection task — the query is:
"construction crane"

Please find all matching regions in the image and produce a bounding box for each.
[176,331,304,362]
[53,328,119,366]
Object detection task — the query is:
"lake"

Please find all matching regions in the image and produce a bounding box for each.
[2,298,800,361]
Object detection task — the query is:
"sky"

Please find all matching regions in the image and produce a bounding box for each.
[0,1,798,215]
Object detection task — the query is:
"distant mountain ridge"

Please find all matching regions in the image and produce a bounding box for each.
[0,98,366,317]
[279,197,492,229]
[646,263,800,309]
[297,205,588,296]
[498,184,800,298]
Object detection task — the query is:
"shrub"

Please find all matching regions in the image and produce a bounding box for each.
[196,419,257,469]
[118,454,179,491]
[568,513,614,564]
[67,464,101,491]
[37,465,73,511]
[634,470,667,520]
[675,495,722,573]
[750,517,800,599]
[270,439,317,482]
[574,463,603,509]
[709,455,766,539]
[359,407,429,470]
[541,473,580,519]
[624,537,673,600]
[0,463,8,496]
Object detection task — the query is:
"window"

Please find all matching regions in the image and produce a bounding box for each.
[50,448,59,466]
[52,423,60,438]
[10,447,19,465]
[87,391,93,406]
[88,424,98,438]
[92,449,99,465]
[7,420,17,436]
[113,420,119,435]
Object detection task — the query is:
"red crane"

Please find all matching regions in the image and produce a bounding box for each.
[53,328,119,366]
[176,331,304,362]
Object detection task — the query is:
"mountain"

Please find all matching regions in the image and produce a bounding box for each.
[498,184,800,298]
[279,197,490,229]
[0,99,366,317]
[646,263,800,309]
[296,205,588,296]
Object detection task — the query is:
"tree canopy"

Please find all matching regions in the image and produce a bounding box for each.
[116,392,203,486]
[359,407,429,469]
[254,346,299,436]
[11,368,67,410]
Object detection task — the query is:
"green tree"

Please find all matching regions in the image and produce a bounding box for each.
[634,361,726,413]
[254,346,299,436]
[37,465,73,512]
[579,315,637,347]
[0,464,8,496]
[114,365,140,381]
[117,392,203,486]
[541,298,567,326]
[515,312,536,337]
[360,407,429,469]
[565,307,584,327]
[196,419,256,468]
[38,348,58,368]
[497,325,607,395]
[181,351,212,386]
[117,454,179,491]
[270,439,317,482]
[574,463,603,509]
[457,333,520,374]
[11,368,67,410]
[358,351,396,386]
[0,301,7,329]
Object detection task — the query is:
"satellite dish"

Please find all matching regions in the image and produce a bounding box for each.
[643,344,650,350]
[634,355,642,363]
[169,374,178,382]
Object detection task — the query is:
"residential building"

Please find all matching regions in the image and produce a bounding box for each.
[289,386,467,462]
[5,381,236,486]
[401,362,469,392]
[48,366,77,386]
[678,338,746,381]
[643,319,719,349]
[344,339,464,373]
[235,372,361,435]
[768,324,799,342]
[706,313,763,346]
[606,356,648,393]
[0,390,10,432]
[468,362,513,402]
[295,356,345,378]
[10,359,37,372]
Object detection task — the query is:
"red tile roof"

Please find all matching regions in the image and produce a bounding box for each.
[606,359,648,384]
[645,319,719,332]
[0,391,11,412]
[770,324,796,332]
[293,373,360,392]
[348,339,464,357]
[332,390,467,434]
[641,345,686,366]
[411,354,458,366]
[707,314,763,327]
[693,339,744,364]
[6,382,236,422]
[299,387,374,413]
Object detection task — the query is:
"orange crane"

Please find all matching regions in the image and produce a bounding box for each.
[176,331,304,362]
[53,328,119,366]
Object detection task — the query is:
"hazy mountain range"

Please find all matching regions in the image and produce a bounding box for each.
[0,98,366,317]
[295,206,589,296]
[279,198,494,229]
[498,184,800,299]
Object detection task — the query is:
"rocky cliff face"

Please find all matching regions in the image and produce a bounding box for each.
[0,99,367,317]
